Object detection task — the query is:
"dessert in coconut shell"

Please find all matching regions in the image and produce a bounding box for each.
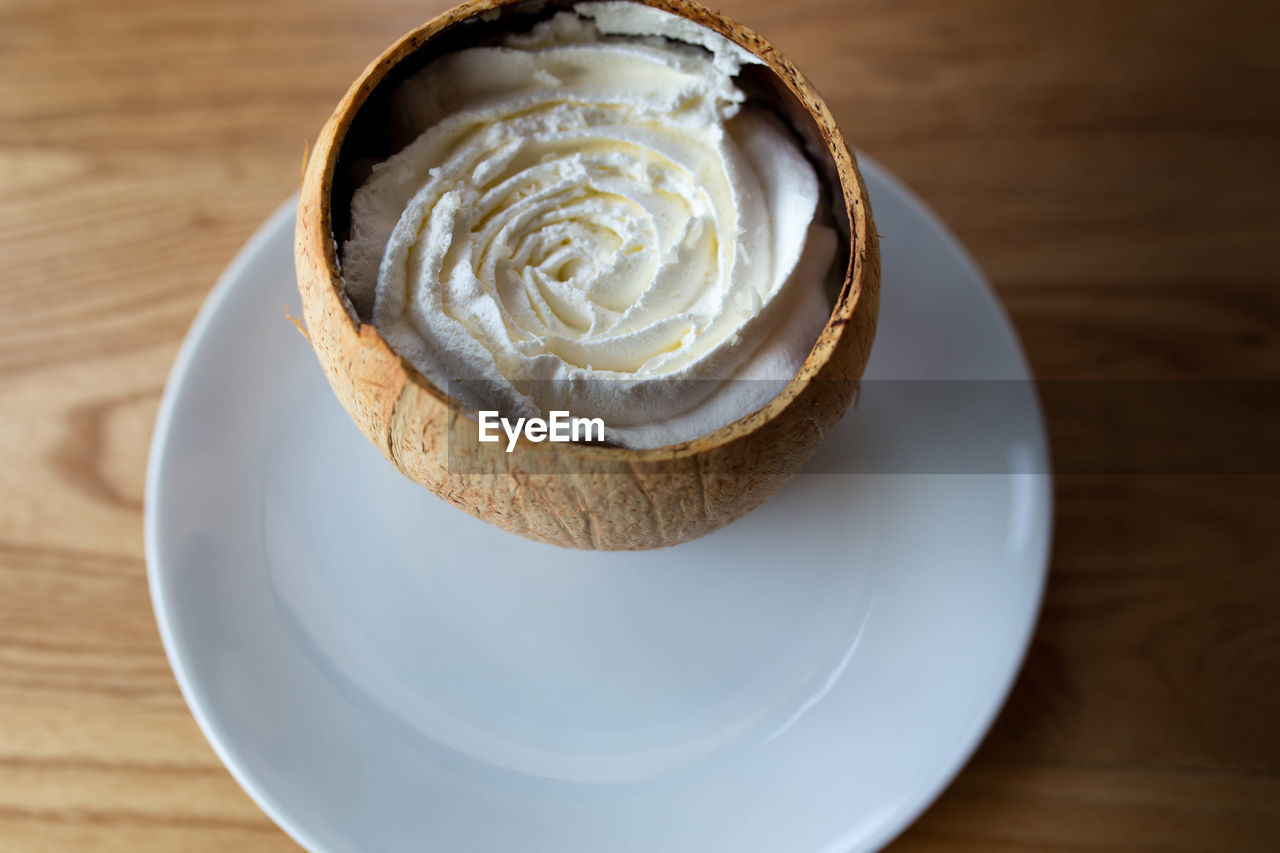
[295,0,880,550]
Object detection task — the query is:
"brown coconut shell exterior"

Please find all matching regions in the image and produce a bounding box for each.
[295,0,880,550]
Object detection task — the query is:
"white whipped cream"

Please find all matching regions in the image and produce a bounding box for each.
[342,2,835,448]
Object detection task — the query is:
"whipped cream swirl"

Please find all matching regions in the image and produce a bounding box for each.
[342,3,835,447]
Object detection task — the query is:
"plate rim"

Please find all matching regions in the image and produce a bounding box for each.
[829,156,1053,852]
[146,195,320,851]
[146,155,1053,853]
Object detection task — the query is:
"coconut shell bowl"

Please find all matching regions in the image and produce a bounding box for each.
[295,0,879,550]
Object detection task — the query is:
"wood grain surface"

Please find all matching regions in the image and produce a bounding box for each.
[1,0,1277,850]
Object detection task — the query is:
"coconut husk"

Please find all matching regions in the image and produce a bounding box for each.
[295,0,880,550]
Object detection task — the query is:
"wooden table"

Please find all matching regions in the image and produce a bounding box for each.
[2,0,1277,849]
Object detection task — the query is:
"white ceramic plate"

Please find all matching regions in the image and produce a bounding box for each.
[147,156,1051,853]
